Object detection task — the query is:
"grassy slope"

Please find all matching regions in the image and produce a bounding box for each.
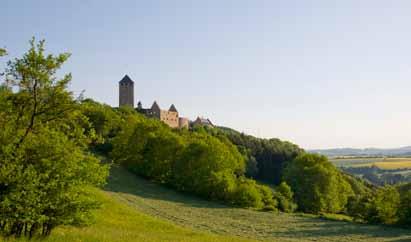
[106,166,411,242]
[5,166,411,242]
[5,184,246,242]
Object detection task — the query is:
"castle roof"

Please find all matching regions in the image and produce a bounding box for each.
[195,117,214,126]
[169,104,178,112]
[151,101,160,110]
[119,75,134,84]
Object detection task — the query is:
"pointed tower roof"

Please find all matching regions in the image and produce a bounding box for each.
[169,104,178,112]
[151,101,160,110]
[137,101,143,109]
[119,75,134,84]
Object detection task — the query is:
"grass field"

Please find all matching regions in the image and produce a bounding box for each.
[330,157,411,170]
[4,188,244,242]
[4,165,411,242]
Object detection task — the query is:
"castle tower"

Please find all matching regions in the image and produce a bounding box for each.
[119,75,134,107]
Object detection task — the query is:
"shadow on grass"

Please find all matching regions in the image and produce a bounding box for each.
[104,165,226,209]
[104,165,411,241]
[269,216,411,240]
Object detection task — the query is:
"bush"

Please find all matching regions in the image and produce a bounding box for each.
[274,182,297,212]
[284,153,353,214]
[347,186,400,225]
[398,191,411,225]
[233,179,264,208]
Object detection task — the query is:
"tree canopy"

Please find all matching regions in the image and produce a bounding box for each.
[0,39,108,237]
[284,153,354,214]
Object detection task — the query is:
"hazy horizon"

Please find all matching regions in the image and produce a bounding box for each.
[2,0,411,150]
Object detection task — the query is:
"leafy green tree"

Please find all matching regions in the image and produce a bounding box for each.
[213,127,303,184]
[111,114,277,208]
[370,186,400,224]
[80,99,123,154]
[0,39,108,237]
[173,133,245,201]
[397,190,411,225]
[348,186,400,225]
[0,48,6,57]
[274,182,297,212]
[284,153,353,214]
[233,178,264,208]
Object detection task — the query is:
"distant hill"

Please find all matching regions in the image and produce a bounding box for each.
[309,146,411,157]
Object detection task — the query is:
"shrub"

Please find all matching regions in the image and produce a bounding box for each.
[284,153,353,214]
[233,179,264,208]
[347,186,401,225]
[397,191,411,225]
[274,182,297,212]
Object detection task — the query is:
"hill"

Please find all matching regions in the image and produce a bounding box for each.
[5,177,245,242]
[310,147,411,157]
[5,165,411,241]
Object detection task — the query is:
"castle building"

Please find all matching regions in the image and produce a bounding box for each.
[119,75,134,107]
[193,117,214,127]
[137,101,189,129]
[119,75,189,129]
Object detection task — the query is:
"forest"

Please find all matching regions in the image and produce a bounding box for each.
[0,40,410,239]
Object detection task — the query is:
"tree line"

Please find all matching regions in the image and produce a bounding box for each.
[1,40,410,239]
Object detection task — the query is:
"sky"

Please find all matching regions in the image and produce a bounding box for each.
[2,0,411,149]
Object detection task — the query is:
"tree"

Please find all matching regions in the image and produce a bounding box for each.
[172,133,245,201]
[0,48,6,57]
[398,190,411,225]
[214,127,303,184]
[274,182,297,212]
[284,153,353,214]
[80,99,123,154]
[111,115,277,208]
[0,39,108,237]
[370,186,400,224]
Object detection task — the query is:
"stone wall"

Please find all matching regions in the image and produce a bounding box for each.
[119,82,134,107]
[160,110,179,128]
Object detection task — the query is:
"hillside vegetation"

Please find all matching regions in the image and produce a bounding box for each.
[4,187,245,242]
[1,39,411,240]
[6,165,411,241]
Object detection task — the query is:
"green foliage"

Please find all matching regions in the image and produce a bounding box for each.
[233,179,264,208]
[398,190,411,225]
[110,113,277,209]
[0,39,108,237]
[273,182,297,212]
[348,185,400,225]
[369,186,400,224]
[80,99,123,154]
[0,48,6,57]
[214,127,304,184]
[284,153,353,214]
[99,166,411,242]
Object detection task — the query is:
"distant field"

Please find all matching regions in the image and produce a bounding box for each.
[330,157,411,170]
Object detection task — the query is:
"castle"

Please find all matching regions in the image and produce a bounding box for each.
[118,75,197,129]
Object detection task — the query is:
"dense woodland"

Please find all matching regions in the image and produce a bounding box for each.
[0,40,410,238]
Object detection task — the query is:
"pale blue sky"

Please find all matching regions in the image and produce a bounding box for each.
[2,0,411,149]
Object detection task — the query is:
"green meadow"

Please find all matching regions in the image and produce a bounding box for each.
[6,165,410,242]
